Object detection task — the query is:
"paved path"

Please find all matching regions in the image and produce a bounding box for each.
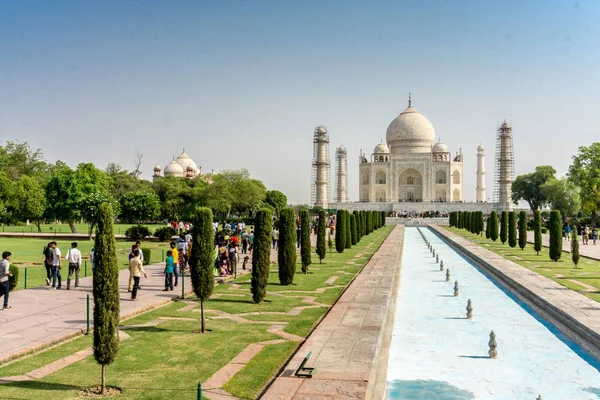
[263,226,404,400]
[527,231,600,260]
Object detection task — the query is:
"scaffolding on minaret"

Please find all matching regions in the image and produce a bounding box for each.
[334,145,348,203]
[311,126,331,207]
[493,121,515,207]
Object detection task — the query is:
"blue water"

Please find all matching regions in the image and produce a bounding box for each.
[385,227,600,399]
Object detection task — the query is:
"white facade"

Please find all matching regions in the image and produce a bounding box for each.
[476,144,486,202]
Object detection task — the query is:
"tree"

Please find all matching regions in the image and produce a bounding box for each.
[479,212,485,236]
[354,211,361,242]
[568,143,600,228]
[9,176,46,231]
[189,207,215,332]
[80,192,120,239]
[350,213,358,245]
[534,210,542,255]
[511,165,556,211]
[489,211,499,241]
[549,210,563,261]
[485,217,491,239]
[541,177,581,221]
[381,211,386,226]
[265,190,288,217]
[316,210,327,264]
[366,211,372,234]
[92,203,120,395]
[571,228,580,268]
[457,211,463,229]
[344,211,352,249]
[508,211,517,248]
[518,211,527,250]
[251,208,272,302]
[360,210,366,236]
[500,211,508,244]
[335,210,346,253]
[300,210,311,273]
[278,208,297,285]
[119,192,161,223]
[0,140,50,181]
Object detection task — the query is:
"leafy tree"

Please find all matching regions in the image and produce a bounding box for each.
[511,165,556,211]
[251,208,272,302]
[9,176,46,231]
[119,192,161,223]
[278,208,297,285]
[152,175,192,220]
[571,229,580,268]
[500,211,508,244]
[345,211,352,249]
[541,177,581,221]
[80,192,120,239]
[548,210,563,261]
[489,211,499,241]
[265,190,288,217]
[335,210,346,252]
[92,203,120,395]
[518,211,527,250]
[316,210,327,263]
[189,207,215,332]
[533,210,542,255]
[0,141,50,181]
[350,213,358,245]
[508,211,517,248]
[300,210,311,273]
[568,143,600,227]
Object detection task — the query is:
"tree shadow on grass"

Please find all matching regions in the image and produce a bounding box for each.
[1,381,82,391]
[208,297,254,305]
[120,326,190,333]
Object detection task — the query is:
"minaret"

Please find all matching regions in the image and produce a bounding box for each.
[335,145,348,203]
[312,126,330,208]
[476,144,486,202]
[494,121,515,210]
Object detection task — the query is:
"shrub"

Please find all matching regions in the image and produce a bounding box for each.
[125,225,151,241]
[489,211,499,241]
[300,210,311,273]
[542,227,548,234]
[518,211,527,250]
[141,248,151,265]
[500,211,508,244]
[335,210,346,253]
[549,210,562,261]
[252,208,273,303]
[154,226,177,242]
[316,210,327,263]
[534,210,542,255]
[508,211,517,248]
[278,208,297,285]
[8,265,18,291]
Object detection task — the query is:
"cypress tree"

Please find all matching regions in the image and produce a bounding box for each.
[353,211,361,242]
[490,211,499,241]
[335,210,346,253]
[366,211,372,234]
[251,208,272,302]
[350,213,358,245]
[479,212,485,235]
[93,203,120,395]
[457,211,463,229]
[278,207,297,285]
[362,210,367,235]
[190,207,215,332]
[485,217,491,239]
[300,210,311,273]
[471,212,477,234]
[549,210,563,262]
[518,211,527,250]
[344,211,352,249]
[465,212,471,232]
[508,211,517,247]
[381,211,386,226]
[316,210,327,264]
[571,228,580,268]
[533,210,542,255]
[500,211,508,244]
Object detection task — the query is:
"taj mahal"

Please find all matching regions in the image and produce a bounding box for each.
[312,94,515,214]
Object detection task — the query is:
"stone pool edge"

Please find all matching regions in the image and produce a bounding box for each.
[430,225,600,361]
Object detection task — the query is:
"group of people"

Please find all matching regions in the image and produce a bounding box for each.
[563,223,599,245]
[214,228,252,276]
[42,241,83,290]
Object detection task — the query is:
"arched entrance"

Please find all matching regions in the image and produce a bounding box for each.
[398,169,423,202]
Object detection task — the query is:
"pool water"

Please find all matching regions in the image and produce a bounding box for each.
[385,227,600,399]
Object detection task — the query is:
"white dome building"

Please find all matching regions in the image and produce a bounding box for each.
[357,94,464,203]
[153,150,204,180]
[163,160,184,178]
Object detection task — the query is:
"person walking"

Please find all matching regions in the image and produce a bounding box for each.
[163,250,175,291]
[65,242,82,290]
[593,227,598,245]
[170,241,179,287]
[42,242,53,286]
[0,251,13,310]
[228,242,238,276]
[129,249,147,301]
[565,224,572,242]
[49,242,62,290]
[583,225,589,245]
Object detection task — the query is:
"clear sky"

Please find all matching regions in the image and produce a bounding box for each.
[1,0,599,204]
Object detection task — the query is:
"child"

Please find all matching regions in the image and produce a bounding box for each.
[163,250,175,291]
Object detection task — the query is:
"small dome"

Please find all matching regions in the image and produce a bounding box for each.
[373,142,390,154]
[432,142,448,153]
[386,95,435,154]
[477,143,485,151]
[175,151,199,174]
[316,126,327,134]
[154,164,162,170]
[500,120,511,130]
[164,160,184,177]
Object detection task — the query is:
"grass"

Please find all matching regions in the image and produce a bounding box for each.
[0,237,172,290]
[0,223,166,235]
[444,226,600,303]
[0,226,394,399]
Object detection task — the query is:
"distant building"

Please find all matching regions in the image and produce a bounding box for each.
[152,150,212,181]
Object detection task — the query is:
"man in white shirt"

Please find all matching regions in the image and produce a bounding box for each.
[50,241,62,290]
[0,251,13,310]
[65,242,82,290]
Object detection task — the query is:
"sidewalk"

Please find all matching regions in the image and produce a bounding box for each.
[526,231,600,261]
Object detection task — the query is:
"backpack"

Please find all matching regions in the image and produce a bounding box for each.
[43,247,53,264]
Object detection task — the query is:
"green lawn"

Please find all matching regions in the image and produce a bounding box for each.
[0,223,167,235]
[444,227,600,303]
[0,226,394,399]
[0,237,172,290]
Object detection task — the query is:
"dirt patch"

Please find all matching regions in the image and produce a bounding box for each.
[80,386,122,398]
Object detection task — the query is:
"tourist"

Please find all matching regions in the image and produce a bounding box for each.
[65,242,82,290]
[49,242,62,290]
[228,242,238,275]
[177,237,188,273]
[593,227,598,245]
[89,248,94,270]
[42,242,53,286]
[565,224,571,241]
[241,230,249,254]
[127,244,137,293]
[272,227,279,250]
[129,249,147,301]
[178,220,184,235]
[0,251,13,310]
[296,224,302,248]
[163,250,175,291]
[249,229,254,253]
[583,225,589,245]
[170,241,179,286]
[218,243,229,276]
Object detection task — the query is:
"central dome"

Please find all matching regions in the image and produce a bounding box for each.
[386,96,435,154]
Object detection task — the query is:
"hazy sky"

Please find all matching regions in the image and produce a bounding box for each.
[1,0,599,204]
